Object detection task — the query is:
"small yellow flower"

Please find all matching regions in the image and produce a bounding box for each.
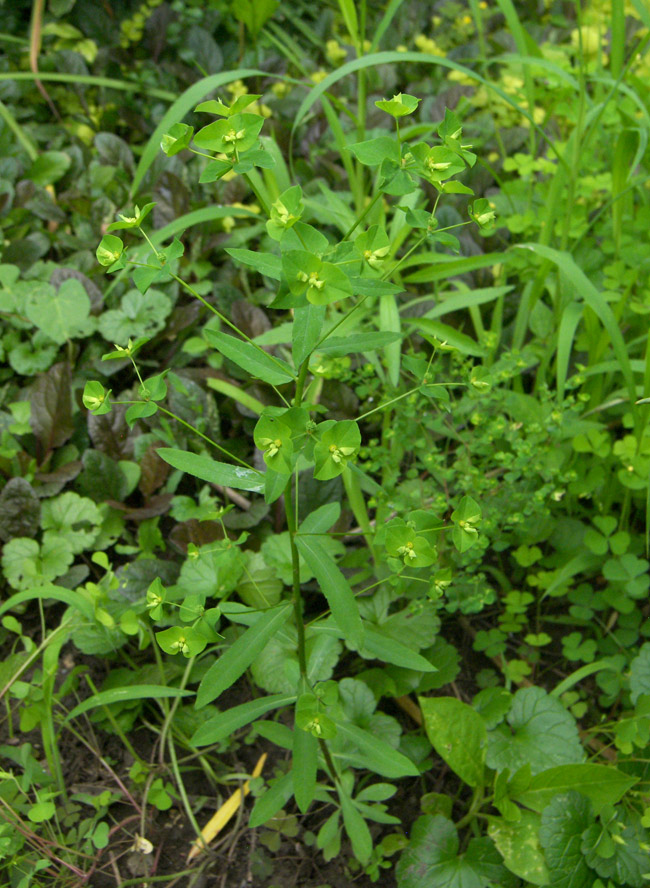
[571,25,602,56]
[447,69,474,86]
[311,69,329,84]
[272,81,290,98]
[325,39,347,64]
[414,34,444,56]
[533,106,545,125]
[226,79,248,99]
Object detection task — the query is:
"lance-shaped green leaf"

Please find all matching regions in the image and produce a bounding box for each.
[194,112,264,155]
[451,495,482,553]
[293,703,319,813]
[333,719,419,778]
[204,329,294,385]
[158,449,264,492]
[295,534,363,648]
[191,693,295,746]
[317,331,401,356]
[249,772,294,828]
[267,185,304,240]
[254,415,293,474]
[196,603,292,708]
[160,122,194,156]
[313,420,361,481]
[339,789,372,865]
[292,302,325,365]
[375,92,420,117]
[64,685,193,723]
[0,583,93,621]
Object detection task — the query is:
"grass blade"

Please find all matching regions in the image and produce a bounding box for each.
[556,301,583,402]
[516,243,639,430]
[65,686,193,722]
[130,68,264,196]
[0,584,94,621]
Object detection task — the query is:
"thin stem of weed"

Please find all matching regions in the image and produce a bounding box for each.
[343,190,383,240]
[84,676,145,765]
[157,657,196,777]
[170,272,292,406]
[156,405,254,469]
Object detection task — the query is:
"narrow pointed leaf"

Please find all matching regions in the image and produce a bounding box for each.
[158,449,264,492]
[196,604,291,708]
[65,686,193,722]
[295,535,363,648]
[249,772,294,828]
[333,719,419,778]
[293,722,318,813]
[191,694,295,746]
[204,329,295,385]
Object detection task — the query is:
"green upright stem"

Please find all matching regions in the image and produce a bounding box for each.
[156,406,255,469]
[285,478,307,677]
[343,189,383,241]
[294,356,311,406]
[319,737,340,783]
[285,357,311,678]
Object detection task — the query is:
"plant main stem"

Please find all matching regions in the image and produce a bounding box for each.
[286,357,311,678]
[285,479,307,677]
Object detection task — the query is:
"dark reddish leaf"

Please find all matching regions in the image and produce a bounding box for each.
[139,446,171,498]
[88,404,133,460]
[0,478,41,541]
[169,520,222,554]
[30,362,73,455]
[34,460,83,497]
[231,299,271,340]
[107,494,173,520]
